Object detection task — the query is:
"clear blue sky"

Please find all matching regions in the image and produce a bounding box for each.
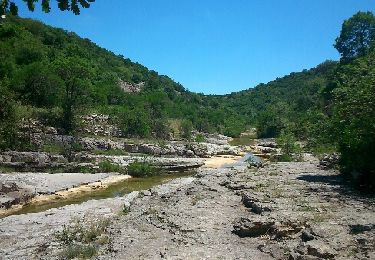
[16,0,375,94]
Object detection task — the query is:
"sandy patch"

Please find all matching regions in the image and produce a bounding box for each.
[203,155,244,168]
[31,175,131,203]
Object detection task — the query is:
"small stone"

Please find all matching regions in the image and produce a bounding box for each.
[306,241,337,259]
[301,230,315,242]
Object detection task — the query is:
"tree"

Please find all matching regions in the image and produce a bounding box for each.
[0,0,95,16]
[334,11,375,61]
[153,118,171,140]
[330,50,375,189]
[180,119,193,140]
[54,57,91,133]
[0,81,17,150]
[256,103,290,138]
[13,62,64,108]
[119,108,151,138]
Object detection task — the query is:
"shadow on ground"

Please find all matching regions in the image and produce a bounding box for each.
[297,173,375,203]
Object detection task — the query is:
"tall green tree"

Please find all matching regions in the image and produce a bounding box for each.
[334,11,375,61]
[0,81,17,150]
[330,50,375,189]
[54,57,91,133]
[13,62,64,107]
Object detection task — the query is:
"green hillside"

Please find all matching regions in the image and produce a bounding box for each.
[0,16,245,141]
[0,16,338,143]
[219,61,337,139]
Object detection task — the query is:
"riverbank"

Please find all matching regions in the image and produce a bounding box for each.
[0,172,120,215]
[0,174,131,217]
[0,155,234,218]
[1,153,374,259]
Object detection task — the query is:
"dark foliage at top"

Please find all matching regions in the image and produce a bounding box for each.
[334,11,375,62]
[0,0,95,16]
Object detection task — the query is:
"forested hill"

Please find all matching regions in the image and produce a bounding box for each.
[0,16,337,141]
[0,16,245,138]
[217,61,337,138]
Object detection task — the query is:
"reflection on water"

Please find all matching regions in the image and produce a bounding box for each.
[6,171,195,217]
[229,136,256,146]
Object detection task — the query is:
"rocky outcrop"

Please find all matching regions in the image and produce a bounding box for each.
[79,137,125,151]
[103,155,205,171]
[250,138,279,157]
[0,151,67,164]
[0,192,140,259]
[201,133,232,145]
[0,151,68,171]
[291,240,337,259]
[78,138,241,158]
[118,80,144,93]
[0,150,206,173]
[233,217,275,237]
[256,139,278,148]
[80,114,123,137]
[0,182,35,209]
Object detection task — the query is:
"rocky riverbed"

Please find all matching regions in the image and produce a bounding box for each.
[0,153,373,259]
[0,154,208,214]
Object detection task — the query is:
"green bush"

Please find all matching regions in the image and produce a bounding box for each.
[0,83,18,150]
[119,109,151,138]
[276,130,302,162]
[256,106,286,138]
[180,119,193,140]
[98,160,123,173]
[153,118,171,140]
[195,134,205,143]
[93,149,127,156]
[55,217,111,259]
[62,244,97,260]
[127,160,157,177]
[42,144,63,154]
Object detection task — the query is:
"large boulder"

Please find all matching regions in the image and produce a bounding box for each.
[2,152,50,164]
[79,137,124,151]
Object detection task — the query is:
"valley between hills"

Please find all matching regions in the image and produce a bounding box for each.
[0,11,375,260]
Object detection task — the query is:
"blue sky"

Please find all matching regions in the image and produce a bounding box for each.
[16,0,375,94]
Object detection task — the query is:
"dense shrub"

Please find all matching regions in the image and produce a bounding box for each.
[98,160,124,173]
[180,119,193,140]
[152,118,171,140]
[276,130,302,162]
[0,83,18,150]
[127,160,157,177]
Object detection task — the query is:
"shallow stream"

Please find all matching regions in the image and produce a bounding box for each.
[3,171,194,217]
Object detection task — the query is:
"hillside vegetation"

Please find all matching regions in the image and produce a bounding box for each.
[0,16,245,143]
